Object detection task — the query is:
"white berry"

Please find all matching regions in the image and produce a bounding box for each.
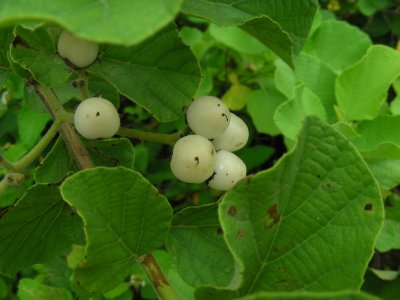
[57,30,98,68]
[208,150,246,191]
[186,96,231,138]
[170,135,216,183]
[212,113,249,152]
[74,97,120,140]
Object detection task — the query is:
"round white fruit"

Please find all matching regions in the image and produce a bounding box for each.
[57,30,98,68]
[212,113,249,152]
[208,150,246,191]
[74,97,120,140]
[186,96,231,139]
[170,135,216,183]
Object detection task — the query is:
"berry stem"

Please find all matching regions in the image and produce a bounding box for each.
[0,120,62,172]
[118,127,183,145]
[34,82,95,169]
[140,253,181,300]
[77,70,89,99]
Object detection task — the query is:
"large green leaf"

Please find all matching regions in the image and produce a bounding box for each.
[89,24,200,122]
[0,185,83,276]
[306,20,372,73]
[336,45,400,121]
[202,117,383,297]
[10,27,71,87]
[181,0,318,66]
[60,167,173,293]
[0,0,182,46]
[167,204,237,288]
[237,291,380,300]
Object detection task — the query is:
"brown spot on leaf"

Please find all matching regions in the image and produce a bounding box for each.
[267,204,280,228]
[227,206,237,216]
[236,229,246,240]
[216,227,223,235]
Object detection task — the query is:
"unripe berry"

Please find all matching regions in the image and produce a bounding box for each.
[57,30,98,68]
[208,150,246,191]
[170,135,216,183]
[186,96,231,139]
[74,97,120,140]
[212,113,249,152]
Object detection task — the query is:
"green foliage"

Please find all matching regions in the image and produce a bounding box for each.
[0,1,398,299]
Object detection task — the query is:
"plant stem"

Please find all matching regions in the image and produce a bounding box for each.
[77,70,89,99]
[140,253,181,300]
[34,83,94,169]
[16,120,62,170]
[0,121,61,172]
[118,127,183,145]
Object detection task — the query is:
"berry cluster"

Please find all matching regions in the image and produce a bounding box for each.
[171,96,248,191]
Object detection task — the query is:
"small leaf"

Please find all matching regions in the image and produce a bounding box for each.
[0,0,183,46]
[18,278,73,300]
[167,204,237,288]
[17,101,51,148]
[222,82,252,111]
[375,195,400,252]
[274,85,326,140]
[247,88,286,136]
[89,24,200,122]
[34,137,135,184]
[274,59,296,99]
[0,185,84,276]
[294,53,336,122]
[336,45,400,121]
[11,27,71,87]
[60,167,173,293]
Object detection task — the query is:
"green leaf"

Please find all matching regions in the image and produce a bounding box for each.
[167,204,237,288]
[222,82,252,111]
[0,0,183,46]
[181,0,318,66]
[11,27,71,87]
[236,290,380,300]
[18,278,73,300]
[34,137,136,184]
[60,167,173,293]
[366,159,400,190]
[0,185,83,276]
[274,85,326,140]
[352,115,400,156]
[294,53,337,122]
[89,24,200,122]
[208,117,383,296]
[208,24,267,55]
[18,101,51,148]
[247,88,286,136]
[336,45,400,121]
[306,20,372,73]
